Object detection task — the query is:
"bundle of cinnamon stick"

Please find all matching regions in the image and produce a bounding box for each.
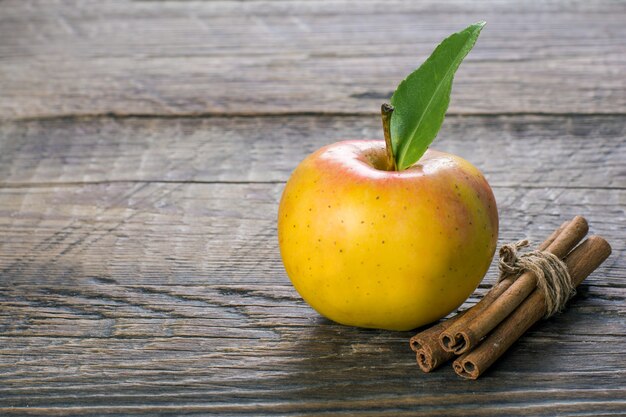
[410,216,611,379]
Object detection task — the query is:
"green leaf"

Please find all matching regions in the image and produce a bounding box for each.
[390,22,485,170]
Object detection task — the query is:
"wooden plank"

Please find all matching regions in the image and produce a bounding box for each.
[0,331,624,413]
[0,280,623,337]
[0,182,623,286]
[1,115,624,188]
[1,0,625,119]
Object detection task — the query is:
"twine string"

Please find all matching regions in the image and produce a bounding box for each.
[497,240,576,318]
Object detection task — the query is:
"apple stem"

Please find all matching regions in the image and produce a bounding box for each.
[381,103,397,171]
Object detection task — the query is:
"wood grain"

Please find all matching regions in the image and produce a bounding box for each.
[1,114,624,414]
[0,181,623,415]
[1,0,625,415]
[1,0,625,119]
[0,181,623,286]
[1,115,624,188]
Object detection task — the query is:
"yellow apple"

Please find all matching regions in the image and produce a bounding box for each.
[278,140,498,331]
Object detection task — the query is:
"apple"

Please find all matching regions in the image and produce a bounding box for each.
[277,22,496,331]
[277,140,498,331]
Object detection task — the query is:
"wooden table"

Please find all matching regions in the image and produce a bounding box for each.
[1,1,624,415]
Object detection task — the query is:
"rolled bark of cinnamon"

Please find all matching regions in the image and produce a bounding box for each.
[453,235,611,379]
[410,310,465,372]
[409,221,568,372]
[440,216,589,354]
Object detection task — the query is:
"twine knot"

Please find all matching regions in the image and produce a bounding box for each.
[497,240,576,318]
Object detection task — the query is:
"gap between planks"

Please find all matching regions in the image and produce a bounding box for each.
[6,111,626,123]
[0,181,624,191]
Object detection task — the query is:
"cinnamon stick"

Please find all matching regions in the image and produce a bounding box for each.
[409,221,568,372]
[410,310,465,372]
[440,216,588,354]
[453,235,611,379]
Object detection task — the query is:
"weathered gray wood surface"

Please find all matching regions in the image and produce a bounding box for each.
[1,115,624,415]
[1,0,625,415]
[1,0,626,119]
[1,115,624,188]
